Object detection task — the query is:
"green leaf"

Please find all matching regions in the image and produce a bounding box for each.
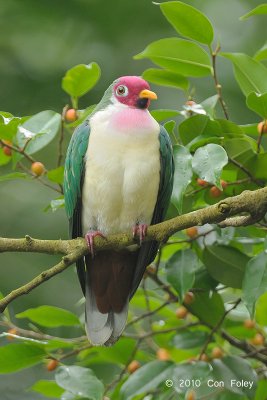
[142,68,189,90]
[0,172,28,182]
[16,305,80,327]
[188,291,225,326]
[0,343,46,373]
[246,92,267,119]
[0,116,24,141]
[221,53,267,96]
[47,166,64,184]
[171,145,193,213]
[120,360,174,400]
[240,4,267,20]
[179,115,222,147]
[30,380,64,398]
[201,95,219,118]
[50,197,65,212]
[166,249,199,299]
[172,330,209,349]
[150,109,180,122]
[254,42,267,62]
[17,111,61,154]
[56,366,104,400]
[173,362,211,394]
[242,251,267,316]
[160,1,214,45]
[192,144,228,188]
[255,380,267,400]
[203,245,250,288]
[134,38,212,77]
[211,356,257,398]
[62,62,101,98]
[256,292,267,325]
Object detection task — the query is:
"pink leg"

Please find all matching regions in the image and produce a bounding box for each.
[132,224,148,245]
[85,231,106,257]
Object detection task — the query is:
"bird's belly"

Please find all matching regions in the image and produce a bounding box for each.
[81,130,160,235]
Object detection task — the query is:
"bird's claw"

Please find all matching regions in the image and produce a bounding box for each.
[132,224,148,245]
[85,231,106,257]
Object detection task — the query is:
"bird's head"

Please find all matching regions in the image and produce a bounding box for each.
[112,76,157,109]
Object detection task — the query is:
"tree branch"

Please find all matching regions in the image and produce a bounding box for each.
[1,187,267,312]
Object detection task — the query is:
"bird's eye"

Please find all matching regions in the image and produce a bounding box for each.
[116,85,128,97]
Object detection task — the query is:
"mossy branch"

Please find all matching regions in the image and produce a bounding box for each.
[1,187,267,312]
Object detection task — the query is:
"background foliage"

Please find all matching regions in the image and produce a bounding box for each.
[1,0,267,399]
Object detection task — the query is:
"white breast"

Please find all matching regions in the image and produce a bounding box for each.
[81,104,161,235]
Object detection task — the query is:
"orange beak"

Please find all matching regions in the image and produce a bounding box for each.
[139,89,158,100]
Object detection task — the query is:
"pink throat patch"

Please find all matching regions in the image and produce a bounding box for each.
[110,108,154,133]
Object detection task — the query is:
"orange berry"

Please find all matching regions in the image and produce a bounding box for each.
[220,180,228,189]
[184,292,195,305]
[46,359,59,371]
[185,227,198,238]
[257,121,267,134]
[186,390,196,400]
[244,319,255,329]
[197,178,208,187]
[65,108,78,122]
[250,333,264,346]
[175,306,188,319]
[211,347,224,359]
[7,328,18,340]
[209,186,223,198]
[199,353,209,362]
[156,348,171,361]
[31,161,45,176]
[127,360,141,374]
[2,140,12,156]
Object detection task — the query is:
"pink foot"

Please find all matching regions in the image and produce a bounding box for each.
[132,224,148,245]
[85,231,106,257]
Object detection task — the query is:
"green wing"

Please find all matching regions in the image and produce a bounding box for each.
[64,120,90,238]
[130,125,174,297]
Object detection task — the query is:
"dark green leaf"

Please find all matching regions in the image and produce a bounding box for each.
[16,305,80,327]
[56,366,104,400]
[221,53,267,96]
[171,145,193,213]
[166,249,199,299]
[143,68,189,90]
[62,63,101,98]
[173,330,209,349]
[0,343,46,373]
[120,361,174,400]
[240,4,267,20]
[17,111,61,154]
[179,115,222,147]
[192,144,228,188]
[160,1,214,45]
[242,251,267,316]
[134,38,212,77]
[188,291,225,326]
[30,380,64,398]
[173,362,211,394]
[203,245,250,288]
[246,92,267,118]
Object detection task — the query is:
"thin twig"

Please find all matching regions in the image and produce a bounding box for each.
[210,45,229,120]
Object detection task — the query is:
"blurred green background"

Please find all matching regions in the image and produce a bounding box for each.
[0,0,265,398]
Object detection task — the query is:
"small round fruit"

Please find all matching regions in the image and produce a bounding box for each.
[2,140,12,156]
[244,319,255,329]
[257,121,267,134]
[127,360,141,374]
[220,180,228,189]
[46,359,59,371]
[211,347,224,359]
[157,348,171,361]
[185,227,198,239]
[65,108,78,122]
[7,328,18,340]
[184,291,195,305]
[186,389,196,400]
[31,161,45,176]
[209,186,222,198]
[175,306,188,319]
[199,353,209,362]
[251,333,264,346]
[197,178,208,187]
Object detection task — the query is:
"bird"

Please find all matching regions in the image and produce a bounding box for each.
[63,76,174,346]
